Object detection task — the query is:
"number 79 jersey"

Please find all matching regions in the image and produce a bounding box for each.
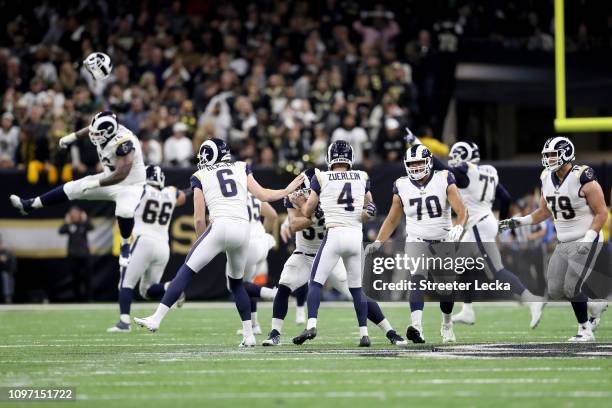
[394,170,455,240]
[540,165,597,242]
[310,170,370,228]
[133,185,179,241]
[190,161,250,223]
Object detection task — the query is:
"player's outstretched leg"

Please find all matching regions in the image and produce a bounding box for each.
[365,297,407,346]
[134,264,195,331]
[349,287,370,347]
[588,300,608,331]
[406,274,426,343]
[452,270,476,325]
[239,282,277,336]
[263,284,292,346]
[10,185,69,215]
[494,267,546,329]
[293,283,308,325]
[107,271,133,333]
[568,300,595,342]
[116,217,135,267]
[292,281,321,345]
[439,301,456,343]
[227,277,256,347]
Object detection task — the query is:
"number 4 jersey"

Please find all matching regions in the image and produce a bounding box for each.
[394,170,455,240]
[133,185,179,241]
[190,161,250,223]
[311,170,370,228]
[541,165,597,242]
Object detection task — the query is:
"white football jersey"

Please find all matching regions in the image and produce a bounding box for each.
[97,124,145,184]
[285,197,326,254]
[133,185,178,241]
[190,161,250,223]
[394,170,455,240]
[540,165,597,242]
[457,162,499,225]
[312,170,369,228]
[247,192,266,238]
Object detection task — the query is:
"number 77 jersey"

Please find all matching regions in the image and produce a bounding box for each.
[311,170,370,228]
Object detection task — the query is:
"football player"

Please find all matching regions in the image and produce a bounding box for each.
[262,168,406,346]
[438,141,545,327]
[107,165,187,332]
[500,137,608,341]
[11,111,145,267]
[134,138,303,347]
[290,141,374,347]
[369,145,468,343]
[229,192,278,335]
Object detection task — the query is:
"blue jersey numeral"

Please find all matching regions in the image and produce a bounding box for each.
[217,169,238,197]
[337,183,355,211]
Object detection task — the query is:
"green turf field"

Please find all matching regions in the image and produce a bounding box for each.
[0,302,611,408]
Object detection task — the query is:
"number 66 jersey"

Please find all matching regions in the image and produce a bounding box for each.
[541,165,597,242]
[133,184,180,241]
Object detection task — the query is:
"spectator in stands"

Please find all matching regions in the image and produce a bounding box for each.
[163,122,193,168]
[0,112,19,168]
[0,234,16,304]
[331,114,369,165]
[141,133,163,165]
[376,117,404,162]
[59,207,94,302]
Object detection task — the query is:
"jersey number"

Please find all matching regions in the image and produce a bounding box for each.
[142,200,172,225]
[479,174,496,202]
[408,196,442,220]
[216,169,238,197]
[337,183,355,211]
[302,217,325,240]
[546,196,575,220]
[247,196,261,221]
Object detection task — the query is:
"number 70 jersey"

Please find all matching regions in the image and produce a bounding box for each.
[311,170,370,228]
[133,185,179,241]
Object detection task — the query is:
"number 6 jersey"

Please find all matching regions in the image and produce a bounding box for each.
[310,170,370,228]
[394,170,455,240]
[190,162,250,223]
[133,185,179,241]
[540,165,597,242]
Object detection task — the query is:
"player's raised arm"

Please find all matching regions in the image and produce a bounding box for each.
[361,192,377,222]
[58,127,89,149]
[247,172,304,202]
[499,193,552,231]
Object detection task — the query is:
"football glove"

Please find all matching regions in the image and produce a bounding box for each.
[577,229,598,255]
[499,215,532,232]
[366,202,377,217]
[447,225,464,242]
[59,133,77,149]
[364,240,383,256]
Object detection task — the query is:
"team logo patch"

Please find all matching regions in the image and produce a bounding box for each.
[584,167,594,180]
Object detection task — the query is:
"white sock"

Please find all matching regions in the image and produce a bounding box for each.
[32,197,43,208]
[442,313,452,324]
[411,310,423,327]
[296,306,305,318]
[260,287,276,300]
[151,303,170,323]
[462,303,474,313]
[242,320,253,337]
[163,282,170,290]
[251,312,258,326]
[377,318,393,334]
[120,237,130,246]
[359,326,369,337]
[120,314,130,324]
[520,289,539,302]
[271,318,284,333]
[307,317,317,329]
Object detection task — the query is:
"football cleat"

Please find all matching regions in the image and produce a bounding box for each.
[529,301,546,329]
[119,243,131,267]
[239,334,256,348]
[292,327,317,345]
[406,325,425,344]
[236,324,262,336]
[587,300,608,332]
[133,316,159,332]
[106,321,131,333]
[262,331,282,346]
[452,307,476,325]
[386,330,408,346]
[568,323,595,342]
[10,195,34,215]
[359,336,371,347]
[440,323,456,343]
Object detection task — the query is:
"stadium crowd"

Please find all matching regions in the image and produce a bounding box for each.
[1,0,611,182]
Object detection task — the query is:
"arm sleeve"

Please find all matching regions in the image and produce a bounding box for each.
[190,175,203,191]
[447,171,456,185]
[115,140,135,157]
[365,176,371,193]
[246,163,253,175]
[495,183,513,220]
[310,175,321,195]
[579,167,597,185]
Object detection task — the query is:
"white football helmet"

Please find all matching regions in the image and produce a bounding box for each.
[404,144,433,181]
[541,136,575,172]
[448,141,480,166]
[89,111,118,146]
[146,165,165,189]
[197,138,231,169]
[83,52,113,81]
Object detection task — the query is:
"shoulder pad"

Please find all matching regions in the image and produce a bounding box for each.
[115,139,135,156]
[539,169,548,181]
